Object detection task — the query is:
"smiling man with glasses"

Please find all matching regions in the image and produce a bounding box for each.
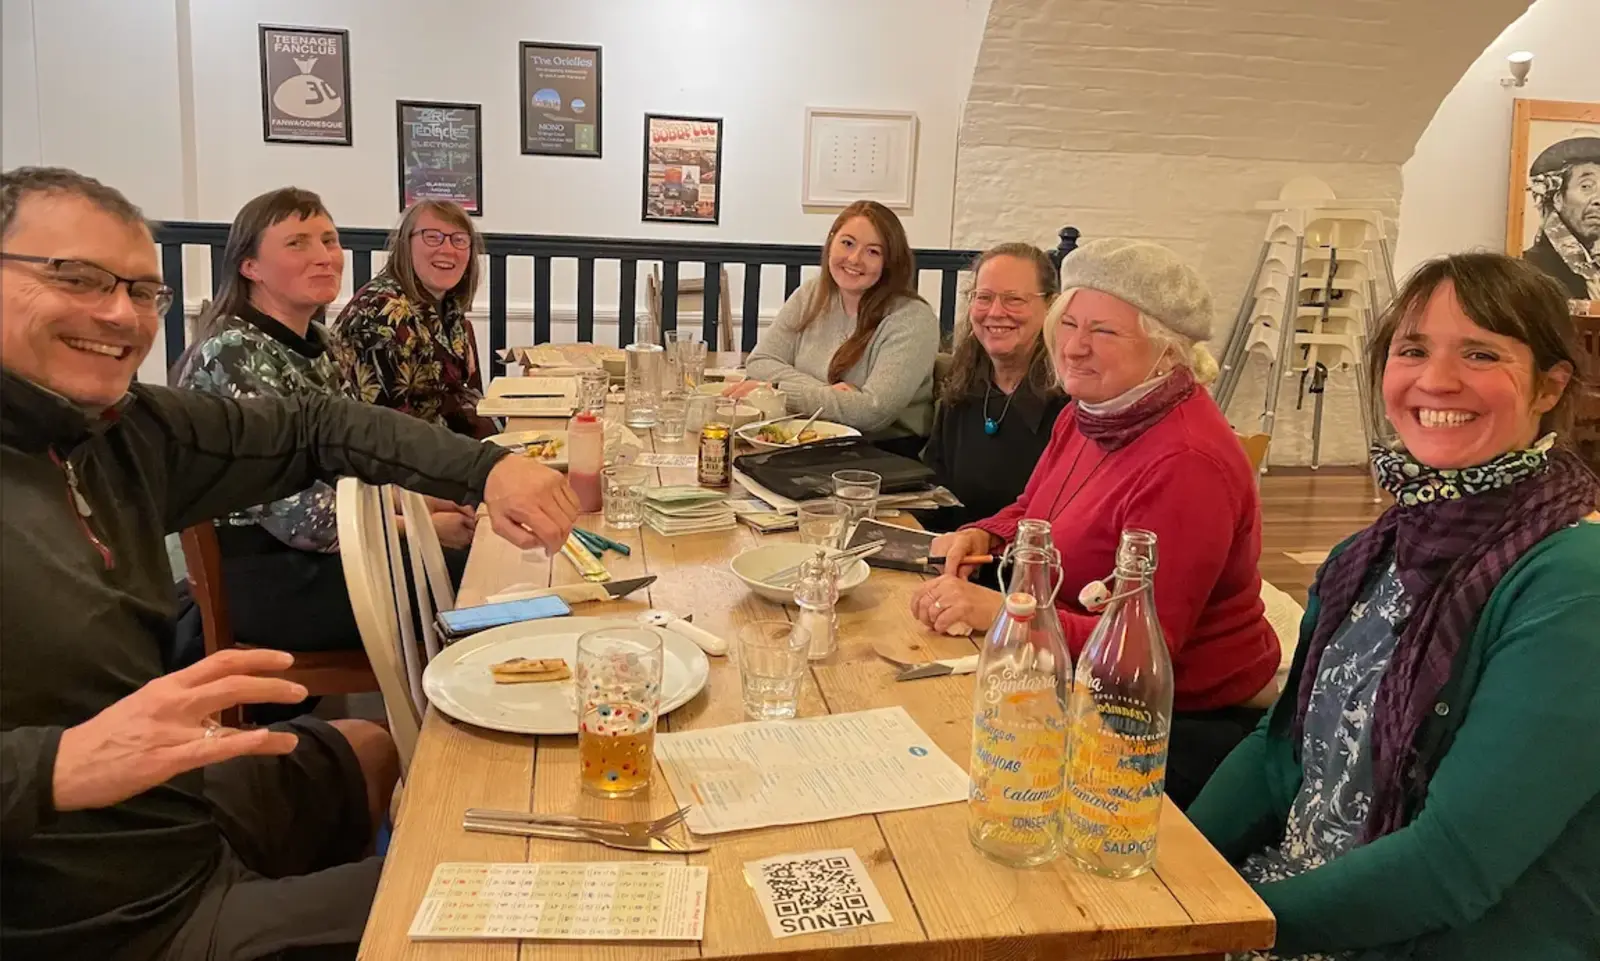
[0,167,578,960]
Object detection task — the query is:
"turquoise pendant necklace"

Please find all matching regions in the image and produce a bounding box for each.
[982,379,1016,436]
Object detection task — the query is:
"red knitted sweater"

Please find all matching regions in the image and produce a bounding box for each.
[971,390,1278,712]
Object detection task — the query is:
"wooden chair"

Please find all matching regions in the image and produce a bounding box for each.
[1236,432,1271,474]
[647,264,734,352]
[336,480,458,773]
[179,522,379,727]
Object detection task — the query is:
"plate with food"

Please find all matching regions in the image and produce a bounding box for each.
[484,424,643,471]
[422,616,711,735]
[736,418,860,452]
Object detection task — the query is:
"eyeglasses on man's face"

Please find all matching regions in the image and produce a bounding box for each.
[0,253,174,315]
[972,290,1040,312]
[412,228,472,250]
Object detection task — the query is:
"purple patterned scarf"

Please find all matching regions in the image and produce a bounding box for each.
[1294,439,1600,841]
[1074,365,1197,451]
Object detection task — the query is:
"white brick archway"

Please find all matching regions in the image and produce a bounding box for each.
[955,0,1531,465]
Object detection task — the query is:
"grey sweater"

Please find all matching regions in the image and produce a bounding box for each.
[745,277,938,437]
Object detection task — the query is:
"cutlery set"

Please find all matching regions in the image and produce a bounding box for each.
[463,805,707,853]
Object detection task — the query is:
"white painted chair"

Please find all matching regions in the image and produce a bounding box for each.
[336,479,460,774]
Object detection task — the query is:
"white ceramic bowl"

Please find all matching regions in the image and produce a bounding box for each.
[730,543,872,603]
[736,418,861,452]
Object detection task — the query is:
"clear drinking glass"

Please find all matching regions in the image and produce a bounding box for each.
[831,469,882,536]
[737,620,812,720]
[797,501,850,549]
[684,393,715,435]
[623,343,664,429]
[655,390,688,442]
[602,465,648,529]
[576,369,609,415]
[576,626,664,798]
[677,340,708,392]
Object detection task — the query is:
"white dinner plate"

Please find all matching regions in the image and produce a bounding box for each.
[422,616,710,735]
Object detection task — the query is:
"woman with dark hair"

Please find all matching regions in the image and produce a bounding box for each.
[172,188,475,662]
[1190,252,1600,960]
[921,242,1066,530]
[331,199,495,438]
[728,200,938,453]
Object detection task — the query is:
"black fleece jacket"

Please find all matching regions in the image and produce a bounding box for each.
[0,369,507,959]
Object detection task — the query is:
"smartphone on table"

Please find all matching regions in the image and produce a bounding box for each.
[436,594,571,641]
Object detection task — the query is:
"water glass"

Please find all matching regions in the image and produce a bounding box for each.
[624,343,664,429]
[684,393,716,435]
[737,620,812,720]
[831,469,882,536]
[655,390,688,442]
[797,501,849,549]
[603,465,648,529]
[576,626,663,798]
[576,369,609,414]
[676,340,708,392]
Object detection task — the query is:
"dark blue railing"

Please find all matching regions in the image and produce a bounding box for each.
[153,222,1081,376]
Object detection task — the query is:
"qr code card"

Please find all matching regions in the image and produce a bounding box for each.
[743,848,892,939]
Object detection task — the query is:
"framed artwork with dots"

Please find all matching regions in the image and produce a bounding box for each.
[801,107,918,211]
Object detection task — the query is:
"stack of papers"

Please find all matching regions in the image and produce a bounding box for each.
[644,486,736,536]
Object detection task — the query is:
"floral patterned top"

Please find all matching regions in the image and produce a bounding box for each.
[172,306,345,553]
[330,274,496,439]
[1232,556,1411,961]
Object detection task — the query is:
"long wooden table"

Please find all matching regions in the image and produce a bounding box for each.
[360,415,1276,960]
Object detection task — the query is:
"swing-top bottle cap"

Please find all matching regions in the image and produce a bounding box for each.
[1004,592,1038,618]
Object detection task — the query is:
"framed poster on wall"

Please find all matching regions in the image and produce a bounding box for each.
[1505,97,1600,311]
[802,108,917,210]
[642,114,723,225]
[259,25,352,145]
[519,42,601,157]
[396,101,483,215]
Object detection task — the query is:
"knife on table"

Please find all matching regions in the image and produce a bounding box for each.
[895,654,980,681]
[486,575,656,606]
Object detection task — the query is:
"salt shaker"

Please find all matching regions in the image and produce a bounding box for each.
[792,551,840,660]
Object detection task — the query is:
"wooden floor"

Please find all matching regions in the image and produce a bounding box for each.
[1257,469,1386,603]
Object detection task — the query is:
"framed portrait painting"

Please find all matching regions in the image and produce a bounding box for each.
[1506,98,1600,310]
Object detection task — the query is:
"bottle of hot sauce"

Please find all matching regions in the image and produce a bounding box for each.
[567,411,604,512]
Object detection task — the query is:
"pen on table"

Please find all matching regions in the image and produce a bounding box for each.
[924,554,996,568]
[573,526,632,557]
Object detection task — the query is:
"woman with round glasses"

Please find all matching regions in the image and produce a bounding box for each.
[331,200,495,438]
[921,242,1066,530]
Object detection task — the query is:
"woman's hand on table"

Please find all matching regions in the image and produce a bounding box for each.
[721,379,764,400]
[911,575,1005,635]
[929,529,999,580]
[482,457,579,552]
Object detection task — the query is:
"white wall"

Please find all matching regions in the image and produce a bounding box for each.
[1394,0,1600,277]
[3,0,980,380]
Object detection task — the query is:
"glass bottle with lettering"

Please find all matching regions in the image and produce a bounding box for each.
[967,544,1071,867]
[1060,528,1173,879]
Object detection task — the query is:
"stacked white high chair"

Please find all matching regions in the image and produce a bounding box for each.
[1213,177,1398,472]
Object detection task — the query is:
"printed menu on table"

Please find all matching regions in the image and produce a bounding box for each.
[655,706,969,835]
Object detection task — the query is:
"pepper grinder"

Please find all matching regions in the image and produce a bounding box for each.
[792,550,840,661]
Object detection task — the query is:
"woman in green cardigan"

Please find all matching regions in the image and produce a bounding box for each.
[1189,252,1600,961]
